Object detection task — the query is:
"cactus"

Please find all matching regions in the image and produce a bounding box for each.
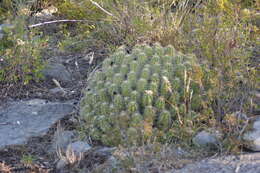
[158,110,172,129]
[121,80,132,97]
[128,101,139,113]
[80,43,210,146]
[137,78,148,92]
[144,106,156,122]
[155,96,166,110]
[142,90,153,106]
[130,112,143,128]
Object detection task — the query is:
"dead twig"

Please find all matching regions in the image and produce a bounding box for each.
[52,78,66,95]
[89,0,115,17]
[83,52,95,65]
[28,0,117,28]
[28,19,92,28]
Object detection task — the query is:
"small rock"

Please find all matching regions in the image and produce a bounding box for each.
[193,129,222,148]
[91,156,120,173]
[67,141,91,156]
[52,130,76,153]
[243,119,260,151]
[49,87,65,95]
[253,119,260,130]
[106,156,119,169]
[232,111,249,121]
[0,33,4,39]
[0,24,14,32]
[94,147,116,157]
[56,159,68,170]
[42,63,73,83]
[0,24,15,31]
[0,24,15,39]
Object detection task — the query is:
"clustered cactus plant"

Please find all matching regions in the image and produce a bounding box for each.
[80,43,211,146]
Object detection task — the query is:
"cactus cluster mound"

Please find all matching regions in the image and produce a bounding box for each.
[80,43,210,146]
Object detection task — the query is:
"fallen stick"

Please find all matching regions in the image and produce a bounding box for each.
[28,19,92,28]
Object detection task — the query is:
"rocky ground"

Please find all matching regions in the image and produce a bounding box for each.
[0,13,109,172]
[0,50,110,172]
[0,12,259,173]
[168,152,260,173]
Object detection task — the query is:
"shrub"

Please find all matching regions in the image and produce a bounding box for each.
[0,17,46,84]
[57,0,105,20]
[164,1,258,152]
[54,0,211,54]
[171,0,257,115]
[80,43,216,146]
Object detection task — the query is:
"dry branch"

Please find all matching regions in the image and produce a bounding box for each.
[28,19,92,28]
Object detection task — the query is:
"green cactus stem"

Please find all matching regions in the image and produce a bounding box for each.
[80,43,211,146]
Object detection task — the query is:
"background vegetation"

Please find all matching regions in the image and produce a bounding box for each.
[0,0,259,157]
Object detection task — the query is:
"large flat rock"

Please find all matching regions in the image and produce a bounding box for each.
[0,99,74,149]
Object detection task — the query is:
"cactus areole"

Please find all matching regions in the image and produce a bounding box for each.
[80,43,207,146]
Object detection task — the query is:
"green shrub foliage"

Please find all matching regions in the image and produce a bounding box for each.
[0,17,46,84]
[80,43,213,146]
